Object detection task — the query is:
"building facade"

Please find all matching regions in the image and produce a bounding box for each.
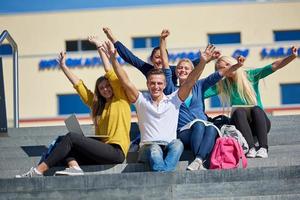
[1,0,300,126]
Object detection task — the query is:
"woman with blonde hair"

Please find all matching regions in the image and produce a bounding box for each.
[160,29,242,170]
[205,46,298,158]
[16,36,131,177]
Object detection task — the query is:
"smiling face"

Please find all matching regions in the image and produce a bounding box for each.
[146,73,166,100]
[150,48,162,69]
[97,79,113,100]
[215,57,237,78]
[176,59,194,84]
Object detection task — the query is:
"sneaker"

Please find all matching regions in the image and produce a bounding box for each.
[15,167,43,178]
[187,158,206,171]
[54,167,84,176]
[256,148,268,158]
[246,147,257,158]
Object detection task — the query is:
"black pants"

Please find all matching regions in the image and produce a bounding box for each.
[230,106,271,149]
[44,132,125,168]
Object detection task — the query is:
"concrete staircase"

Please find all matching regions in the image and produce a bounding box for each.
[0,115,300,199]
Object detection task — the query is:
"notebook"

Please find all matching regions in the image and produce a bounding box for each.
[64,114,108,138]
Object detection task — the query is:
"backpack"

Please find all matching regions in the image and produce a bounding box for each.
[210,137,247,170]
[220,125,249,154]
[208,115,231,129]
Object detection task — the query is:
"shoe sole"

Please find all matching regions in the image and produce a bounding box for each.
[54,172,84,176]
[256,155,268,158]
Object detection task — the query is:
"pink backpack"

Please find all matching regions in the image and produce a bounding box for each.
[210,137,247,169]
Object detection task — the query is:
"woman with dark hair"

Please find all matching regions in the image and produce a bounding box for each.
[16,36,131,177]
[102,27,200,86]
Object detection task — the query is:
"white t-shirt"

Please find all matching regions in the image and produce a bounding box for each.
[134,90,182,144]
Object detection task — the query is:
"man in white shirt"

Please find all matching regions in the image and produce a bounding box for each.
[102,40,214,171]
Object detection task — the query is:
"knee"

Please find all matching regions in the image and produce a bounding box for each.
[191,121,204,131]
[231,108,247,119]
[150,144,163,155]
[251,106,264,115]
[65,132,82,143]
[205,127,218,140]
[169,139,184,153]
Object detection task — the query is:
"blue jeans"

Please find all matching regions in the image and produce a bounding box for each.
[178,121,217,160]
[138,139,184,172]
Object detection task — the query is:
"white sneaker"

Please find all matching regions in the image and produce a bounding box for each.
[256,148,268,158]
[246,147,257,158]
[187,158,206,171]
[55,167,84,176]
[16,167,43,178]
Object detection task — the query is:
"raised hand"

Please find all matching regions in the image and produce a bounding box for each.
[207,49,221,63]
[291,46,298,57]
[200,44,216,63]
[103,27,117,43]
[212,50,221,60]
[56,51,80,85]
[236,55,245,67]
[88,36,101,48]
[57,51,67,68]
[160,29,170,39]
[103,41,117,59]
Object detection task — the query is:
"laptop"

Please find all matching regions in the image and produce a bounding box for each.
[64,114,108,139]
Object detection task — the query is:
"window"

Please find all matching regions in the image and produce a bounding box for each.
[274,30,300,42]
[58,94,139,115]
[58,94,90,115]
[66,40,79,52]
[81,40,97,51]
[281,83,300,104]
[0,44,12,55]
[210,96,222,108]
[208,32,241,44]
[132,36,160,49]
[66,40,97,52]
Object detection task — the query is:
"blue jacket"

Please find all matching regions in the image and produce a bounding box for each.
[164,68,222,130]
[114,41,200,86]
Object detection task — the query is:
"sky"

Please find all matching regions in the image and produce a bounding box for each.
[0,0,263,14]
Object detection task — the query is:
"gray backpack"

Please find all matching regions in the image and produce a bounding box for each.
[220,125,249,154]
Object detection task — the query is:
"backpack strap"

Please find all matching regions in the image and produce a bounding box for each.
[234,139,248,168]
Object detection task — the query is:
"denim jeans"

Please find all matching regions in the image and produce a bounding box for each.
[178,121,218,160]
[138,139,184,172]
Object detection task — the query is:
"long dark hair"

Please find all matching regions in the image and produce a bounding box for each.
[92,76,108,125]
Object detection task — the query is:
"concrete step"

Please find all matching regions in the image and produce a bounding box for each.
[1,143,300,178]
[1,126,299,148]
[0,165,299,199]
[199,194,300,200]
[173,179,300,200]
[3,115,299,138]
[5,123,140,138]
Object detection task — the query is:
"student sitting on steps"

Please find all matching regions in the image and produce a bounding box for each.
[16,36,131,178]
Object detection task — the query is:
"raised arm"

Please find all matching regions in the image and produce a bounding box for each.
[272,46,298,72]
[178,45,215,101]
[57,52,80,86]
[103,27,152,77]
[102,41,139,103]
[102,27,117,44]
[160,29,170,69]
[220,55,245,76]
[88,36,112,72]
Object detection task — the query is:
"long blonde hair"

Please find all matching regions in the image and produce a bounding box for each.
[215,56,257,107]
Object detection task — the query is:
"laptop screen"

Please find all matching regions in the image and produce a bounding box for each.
[64,114,84,135]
